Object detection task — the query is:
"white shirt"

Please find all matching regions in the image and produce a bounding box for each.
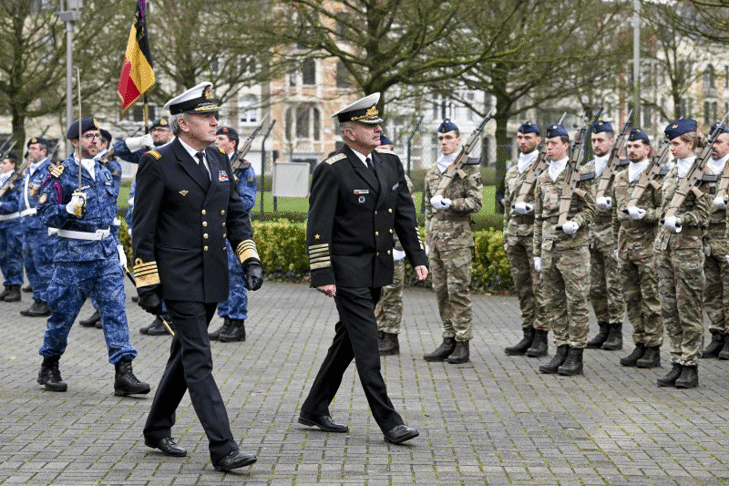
[676,156,696,178]
[436,152,458,174]
[517,150,539,174]
[548,157,569,182]
[348,147,372,169]
[628,159,649,183]
[178,138,210,178]
[706,152,729,176]
[594,154,610,177]
[73,154,96,181]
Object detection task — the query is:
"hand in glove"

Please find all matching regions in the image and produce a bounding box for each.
[596,196,612,210]
[562,220,579,235]
[430,195,452,210]
[137,285,163,315]
[125,133,154,152]
[117,244,127,268]
[242,259,263,290]
[392,249,406,261]
[533,257,542,273]
[726,255,729,265]
[425,242,430,256]
[65,192,86,216]
[627,206,646,220]
[714,195,727,209]
[514,201,534,215]
[613,249,620,261]
[664,215,682,233]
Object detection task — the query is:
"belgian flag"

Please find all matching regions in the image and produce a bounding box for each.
[117,0,155,114]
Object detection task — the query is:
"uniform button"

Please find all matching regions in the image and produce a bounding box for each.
[375,231,379,236]
[203,233,209,239]
[220,210,225,216]
[222,233,227,239]
[222,247,227,252]
[389,229,394,234]
[222,222,226,227]
[204,245,209,251]
[388,208,392,213]
[202,221,208,227]
[376,252,380,257]
[201,209,207,215]
[387,250,391,255]
[374,210,378,215]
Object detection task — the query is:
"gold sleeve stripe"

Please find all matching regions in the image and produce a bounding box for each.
[310,261,331,270]
[235,239,260,263]
[309,243,329,250]
[133,260,161,287]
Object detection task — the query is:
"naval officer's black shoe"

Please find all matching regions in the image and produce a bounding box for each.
[213,449,257,472]
[144,437,187,457]
[383,424,419,444]
[298,414,349,433]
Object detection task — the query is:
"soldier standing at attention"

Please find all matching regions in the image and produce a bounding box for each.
[0,151,25,303]
[502,121,549,358]
[422,118,483,364]
[589,121,626,350]
[35,117,149,396]
[533,124,596,376]
[655,119,710,388]
[700,123,729,359]
[611,128,663,368]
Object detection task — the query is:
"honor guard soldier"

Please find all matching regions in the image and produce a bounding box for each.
[133,82,263,472]
[422,118,483,364]
[299,92,428,445]
[0,151,25,302]
[36,117,150,396]
[502,121,549,357]
[700,122,729,359]
[19,137,56,317]
[208,126,257,342]
[113,118,173,164]
[655,119,710,388]
[588,121,626,350]
[611,128,663,368]
[533,123,596,376]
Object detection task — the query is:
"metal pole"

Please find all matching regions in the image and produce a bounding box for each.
[406,116,423,177]
[60,0,81,156]
[260,119,275,219]
[633,0,641,125]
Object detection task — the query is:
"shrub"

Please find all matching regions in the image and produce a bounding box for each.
[251,219,308,281]
[472,229,513,292]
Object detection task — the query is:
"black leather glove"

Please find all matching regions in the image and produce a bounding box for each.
[242,259,263,291]
[137,285,163,315]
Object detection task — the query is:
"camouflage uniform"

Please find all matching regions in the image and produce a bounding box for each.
[611,167,663,349]
[654,166,711,367]
[0,174,24,289]
[533,162,595,350]
[424,163,482,343]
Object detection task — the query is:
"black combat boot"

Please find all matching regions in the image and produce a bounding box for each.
[601,323,623,350]
[22,284,32,293]
[147,313,173,336]
[586,322,609,348]
[219,319,246,342]
[675,365,698,388]
[620,343,646,367]
[702,330,724,359]
[3,285,20,302]
[79,309,101,328]
[114,358,151,396]
[718,337,729,360]
[657,363,682,387]
[20,299,51,317]
[448,340,470,364]
[0,286,10,300]
[378,333,399,355]
[526,329,549,357]
[209,317,233,341]
[557,347,584,376]
[37,356,67,392]
[636,345,661,368]
[539,344,569,374]
[505,327,534,356]
[423,338,456,362]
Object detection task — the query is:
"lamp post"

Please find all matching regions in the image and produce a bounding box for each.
[633,0,641,124]
[59,0,81,154]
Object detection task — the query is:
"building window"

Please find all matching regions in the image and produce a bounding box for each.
[302,59,316,85]
[131,105,155,123]
[336,62,350,88]
[285,105,321,141]
[240,95,258,124]
[296,107,309,138]
[704,64,716,89]
[313,108,320,141]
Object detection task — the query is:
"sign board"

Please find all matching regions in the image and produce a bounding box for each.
[272,162,310,198]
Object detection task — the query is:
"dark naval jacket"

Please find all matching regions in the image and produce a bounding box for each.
[307,144,426,289]
[132,137,258,303]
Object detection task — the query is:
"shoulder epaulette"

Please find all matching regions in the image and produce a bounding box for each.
[375,147,396,155]
[702,173,719,182]
[580,171,595,181]
[658,165,669,176]
[146,150,162,160]
[50,165,64,178]
[325,153,347,165]
[218,146,226,154]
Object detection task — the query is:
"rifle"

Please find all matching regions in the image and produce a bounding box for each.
[0,141,21,199]
[97,126,145,166]
[623,137,670,210]
[434,107,495,198]
[232,114,269,172]
[513,113,566,206]
[555,107,603,231]
[661,111,729,226]
[595,109,633,201]
[47,139,63,165]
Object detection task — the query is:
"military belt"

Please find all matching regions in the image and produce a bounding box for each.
[56,227,112,241]
[593,215,612,225]
[620,220,656,229]
[511,214,534,225]
[0,211,21,222]
[433,213,470,222]
[19,208,37,217]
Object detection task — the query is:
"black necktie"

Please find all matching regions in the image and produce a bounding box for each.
[366,157,376,174]
[195,152,209,179]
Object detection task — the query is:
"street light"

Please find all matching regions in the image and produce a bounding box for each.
[59,0,81,154]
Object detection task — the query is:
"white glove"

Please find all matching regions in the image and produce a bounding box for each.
[65,193,86,215]
[664,215,682,233]
[117,244,127,268]
[430,195,451,210]
[125,133,154,152]
[562,220,579,235]
[714,195,727,209]
[533,257,542,273]
[596,196,612,210]
[424,242,430,256]
[725,255,729,265]
[514,201,534,215]
[627,206,646,220]
[392,249,406,261]
[613,249,619,260]
[503,242,508,252]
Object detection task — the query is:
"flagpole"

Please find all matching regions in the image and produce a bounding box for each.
[143,93,150,134]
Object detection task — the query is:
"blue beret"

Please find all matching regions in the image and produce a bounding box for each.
[517,120,540,135]
[710,121,729,136]
[99,129,112,143]
[379,133,393,146]
[593,120,613,133]
[216,126,239,140]
[438,118,459,133]
[27,137,49,148]
[628,128,650,143]
[67,117,99,139]
[546,124,569,139]
[150,118,170,130]
[664,119,697,140]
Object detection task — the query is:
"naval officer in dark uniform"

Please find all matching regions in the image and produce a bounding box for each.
[132,82,263,472]
[299,92,428,444]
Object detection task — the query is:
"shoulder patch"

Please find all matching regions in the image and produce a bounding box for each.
[375,147,396,155]
[579,171,595,181]
[50,165,65,178]
[325,153,347,165]
[147,150,162,160]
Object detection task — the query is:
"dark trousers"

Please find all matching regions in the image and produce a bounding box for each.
[143,300,237,463]
[301,286,403,433]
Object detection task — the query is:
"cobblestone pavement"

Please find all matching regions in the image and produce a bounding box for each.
[1,280,728,485]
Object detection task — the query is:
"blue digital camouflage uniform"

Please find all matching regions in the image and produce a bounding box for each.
[20,157,58,303]
[217,160,256,320]
[37,153,137,364]
[0,174,25,287]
